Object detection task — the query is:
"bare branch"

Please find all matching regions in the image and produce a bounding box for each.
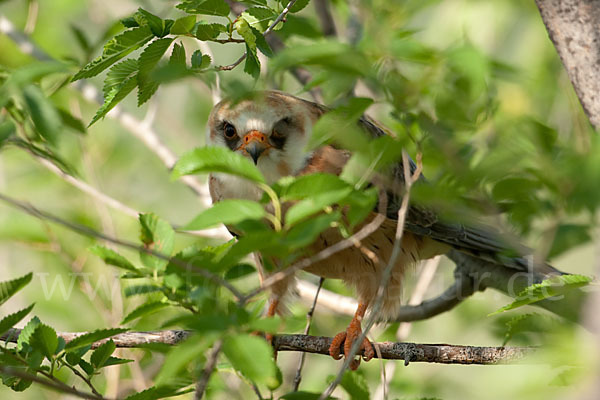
[1,330,537,366]
[314,0,337,37]
[535,0,600,129]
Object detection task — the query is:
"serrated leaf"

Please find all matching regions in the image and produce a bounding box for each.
[72,26,153,81]
[176,0,230,16]
[169,43,186,67]
[23,85,62,144]
[65,328,128,351]
[253,26,273,57]
[222,334,277,385]
[235,18,256,52]
[171,15,197,34]
[241,7,278,32]
[137,37,174,106]
[30,324,58,359]
[122,301,169,325]
[193,22,226,40]
[0,272,33,306]
[184,199,266,230]
[79,359,94,375]
[0,304,34,336]
[124,385,192,400]
[103,356,134,367]
[135,8,168,37]
[90,339,116,369]
[138,213,175,270]
[280,392,337,400]
[65,345,90,366]
[90,59,139,125]
[89,245,139,273]
[489,274,593,316]
[16,317,40,351]
[173,146,266,183]
[244,45,261,79]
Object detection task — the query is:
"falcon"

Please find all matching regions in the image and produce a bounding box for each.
[206,90,553,369]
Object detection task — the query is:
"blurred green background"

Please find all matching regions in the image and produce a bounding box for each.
[0,0,598,399]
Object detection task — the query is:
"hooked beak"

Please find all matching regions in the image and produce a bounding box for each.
[242,130,271,165]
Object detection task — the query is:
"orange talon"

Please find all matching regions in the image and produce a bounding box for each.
[328,303,374,370]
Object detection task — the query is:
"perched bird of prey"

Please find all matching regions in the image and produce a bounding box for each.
[206,90,553,369]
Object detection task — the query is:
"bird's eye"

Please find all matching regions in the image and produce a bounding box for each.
[223,122,237,139]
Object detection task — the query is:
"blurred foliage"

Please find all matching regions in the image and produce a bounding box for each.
[0,0,599,399]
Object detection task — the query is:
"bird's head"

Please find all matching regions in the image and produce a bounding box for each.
[207,91,322,183]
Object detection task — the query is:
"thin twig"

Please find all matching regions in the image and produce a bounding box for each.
[216,0,298,71]
[195,339,223,400]
[0,193,243,300]
[0,365,108,400]
[292,277,324,392]
[63,362,104,398]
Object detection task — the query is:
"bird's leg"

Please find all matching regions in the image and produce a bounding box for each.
[264,297,279,345]
[329,302,375,370]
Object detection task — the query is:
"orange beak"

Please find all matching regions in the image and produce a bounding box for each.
[240,130,271,165]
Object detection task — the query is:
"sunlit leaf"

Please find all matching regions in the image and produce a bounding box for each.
[0,272,33,307]
[222,334,277,385]
[184,199,266,230]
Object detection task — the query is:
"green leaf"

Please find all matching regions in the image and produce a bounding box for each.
[23,85,62,144]
[30,324,58,359]
[103,356,134,367]
[0,304,34,336]
[184,199,266,230]
[90,339,116,369]
[241,7,277,32]
[171,15,197,34]
[16,317,40,351]
[288,0,310,13]
[489,274,593,316]
[340,370,370,400]
[193,22,226,40]
[235,18,256,52]
[284,210,341,249]
[0,272,33,306]
[65,328,128,351]
[155,334,214,385]
[173,146,266,183]
[57,108,86,133]
[79,359,94,375]
[135,8,168,37]
[169,43,187,69]
[124,284,163,297]
[137,37,175,106]
[124,385,192,400]
[285,188,352,227]
[90,245,139,273]
[73,26,153,80]
[89,58,139,126]
[176,0,231,16]
[122,301,169,324]
[0,120,16,145]
[244,45,261,79]
[222,334,277,385]
[549,224,592,258]
[224,263,255,280]
[253,27,273,57]
[65,345,91,365]
[138,213,175,270]
[190,50,204,69]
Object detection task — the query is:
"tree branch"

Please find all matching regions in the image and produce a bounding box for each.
[1,329,537,365]
[535,0,600,129]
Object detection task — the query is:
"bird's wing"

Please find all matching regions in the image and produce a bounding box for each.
[358,114,560,273]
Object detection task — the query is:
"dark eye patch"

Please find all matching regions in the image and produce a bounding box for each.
[271,117,293,149]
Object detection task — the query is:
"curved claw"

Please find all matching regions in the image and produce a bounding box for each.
[328,322,374,370]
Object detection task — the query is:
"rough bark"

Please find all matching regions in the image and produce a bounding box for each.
[535,0,600,129]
